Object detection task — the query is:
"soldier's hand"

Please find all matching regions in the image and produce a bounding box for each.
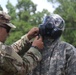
[27,27,39,40]
[32,36,44,50]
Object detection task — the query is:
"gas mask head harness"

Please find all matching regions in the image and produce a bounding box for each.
[39,14,65,40]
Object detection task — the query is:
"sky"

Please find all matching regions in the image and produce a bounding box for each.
[0,0,57,13]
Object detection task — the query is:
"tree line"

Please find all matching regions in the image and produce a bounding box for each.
[0,0,76,47]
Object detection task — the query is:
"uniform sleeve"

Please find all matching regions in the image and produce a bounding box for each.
[0,43,42,75]
[65,44,76,75]
[11,34,32,56]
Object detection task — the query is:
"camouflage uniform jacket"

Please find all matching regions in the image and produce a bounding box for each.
[28,38,76,75]
[0,34,42,75]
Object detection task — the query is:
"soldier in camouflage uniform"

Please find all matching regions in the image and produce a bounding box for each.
[0,11,44,75]
[28,14,76,75]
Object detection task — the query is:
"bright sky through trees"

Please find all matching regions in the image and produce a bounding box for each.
[0,0,55,13]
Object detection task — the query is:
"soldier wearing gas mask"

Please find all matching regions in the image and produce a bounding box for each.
[28,14,76,75]
[39,14,64,40]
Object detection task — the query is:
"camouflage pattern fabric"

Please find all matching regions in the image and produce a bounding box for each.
[0,34,42,75]
[28,38,76,75]
[0,11,16,28]
[11,34,32,56]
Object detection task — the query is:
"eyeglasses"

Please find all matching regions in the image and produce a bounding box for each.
[0,24,11,33]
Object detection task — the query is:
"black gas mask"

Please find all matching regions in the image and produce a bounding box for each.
[39,14,65,40]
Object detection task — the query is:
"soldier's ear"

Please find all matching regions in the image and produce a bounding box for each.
[0,27,5,34]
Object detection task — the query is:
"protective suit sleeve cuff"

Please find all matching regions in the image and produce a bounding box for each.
[21,34,30,42]
[27,47,42,61]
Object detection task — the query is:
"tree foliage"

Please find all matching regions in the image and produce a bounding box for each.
[2,0,50,44]
[47,0,76,47]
